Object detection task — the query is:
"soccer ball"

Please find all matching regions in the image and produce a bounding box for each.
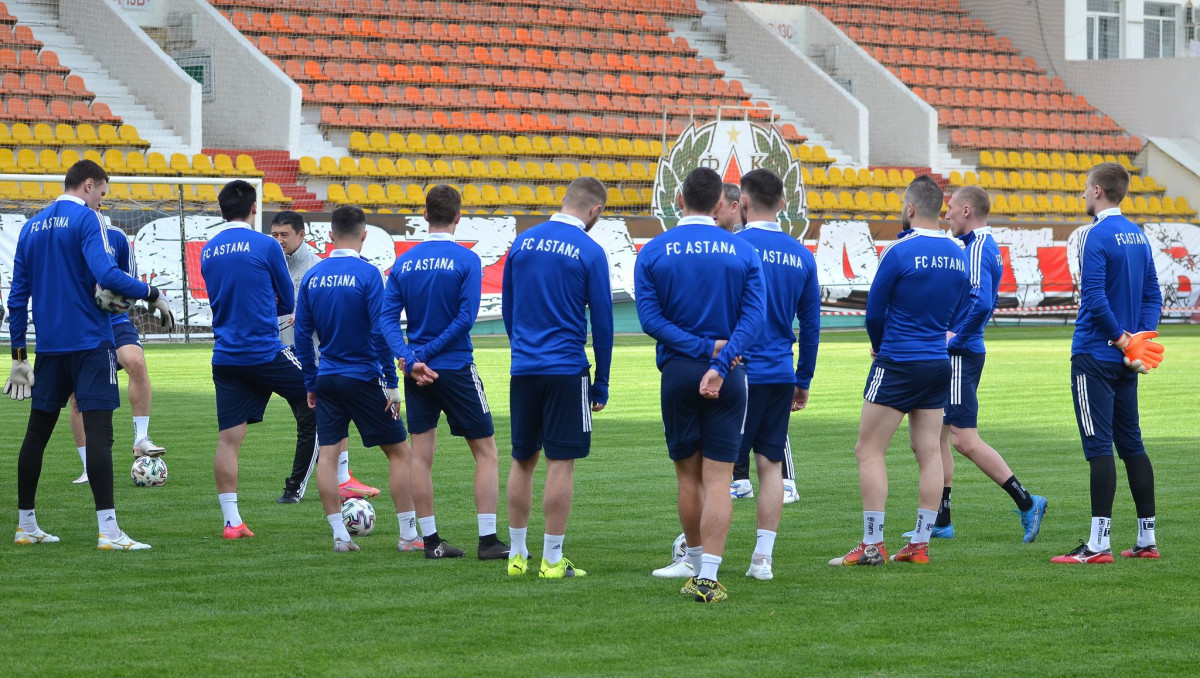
[130,456,168,487]
[672,532,687,560]
[95,284,135,314]
[341,498,376,536]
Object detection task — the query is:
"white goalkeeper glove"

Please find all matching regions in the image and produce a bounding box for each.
[5,348,34,401]
[146,286,176,332]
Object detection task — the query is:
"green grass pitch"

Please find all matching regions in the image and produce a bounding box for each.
[2,326,1199,676]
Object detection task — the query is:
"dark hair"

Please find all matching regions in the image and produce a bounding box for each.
[563,177,607,211]
[330,205,366,239]
[952,186,990,219]
[270,210,306,235]
[904,175,945,220]
[425,184,461,227]
[722,182,741,204]
[63,160,109,191]
[680,167,722,213]
[218,179,258,221]
[739,169,783,211]
[1088,162,1130,204]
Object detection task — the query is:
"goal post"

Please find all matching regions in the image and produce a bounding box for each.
[0,174,262,344]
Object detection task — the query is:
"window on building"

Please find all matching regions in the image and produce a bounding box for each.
[1086,0,1121,59]
[1144,2,1177,58]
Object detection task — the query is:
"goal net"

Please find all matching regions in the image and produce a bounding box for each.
[0,174,261,343]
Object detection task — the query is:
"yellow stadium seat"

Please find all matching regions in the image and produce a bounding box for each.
[836,191,855,211]
[531,136,550,155]
[16,148,39,173]
[384,184,405,205]
[1049,153,1065,170]
[478,135,499,155]
[33,123,57,147]
[498,185,518,205]
[211,154,235,175]
[605,187,623,207]
[462,134,481,154]
[584,138,602,155]
[447,159,468,178]
[567,137,588,156]
[556,186,569,203]
[143,152,167,175]
[10,123,33,145]
[1143,175,1162,192]
[524,161,544,181]
[979,151,996,167]
[542,162,562,182]
[152,183,177,201]
[395,159,415,178]
[596,163,614,181]
[1120,196,1135,214]
[264,183,291,204]
[0,124,12,147]
[339,156,362,177]
[811,145,831,163]
[404,184,423,206]
[805,191,822,211]
[325,184,348,204]
[432,159,452,177]
[298,156,319,176]
[869,191,888,212]
[505,160,524,180]
[887,169,903,187]
[192,154,215,175]
[992,194,1009,214]
[487,160,506,179]
[119,125,149,148]
[648,140,664,157]
[550,136,569,154]
[977,171,993,188]
[515,185,536,204]
[37,149,61,173]
[236,154,263,177]
[361,157,383,177]
[170,153,197,176]
[853,191,871,212]
[1034,153,1051,170]
[461,184,482,206]
[514,136,534,155]
[0,149,15,172]
[601,138,619,156]
[98,124,121,146]
[496,135,516,156]
[414,159,434,177]
[348,131,369,152]
[346,183,370,205]
[560,163,579,181]
[1051,195,1067,213]
[811,167,829,186]
[480,185,500,205]
[535,185,555,206]
[425,134,445,154]
[1146,196,1163,215]
[964,171,978,186]
[443,135,462,155]
[367,183,387,204]
[948,171,964,187]
[102,149,126,173]
[827,167,846,187]
[467,160,487,179]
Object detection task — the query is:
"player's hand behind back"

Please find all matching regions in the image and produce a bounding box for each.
[792,387,809,412]
[409,362,438,386]
[699,369,723,399]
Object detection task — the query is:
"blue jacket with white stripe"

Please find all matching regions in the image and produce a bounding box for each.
[948,226,1002,354]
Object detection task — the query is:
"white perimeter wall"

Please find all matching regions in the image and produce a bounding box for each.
[726,2,869,165]
[165,0,301,152]
[61,0,201,152]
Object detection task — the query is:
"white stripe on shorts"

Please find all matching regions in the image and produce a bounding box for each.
[581,376,592,433]
[866,366,885,402]
[281,346,303,370]
[739,372,749,435]
[950,355,961,406]
[1076,374,1094,437]
[470,364,490,414]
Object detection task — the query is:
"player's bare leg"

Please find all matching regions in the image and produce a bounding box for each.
[855,401,905,512]
[119,345,163,458]
[381,439,413,515]
[316,437,356,551]
[747,455,783,580]
[699,457,734,558]
[409,430,437,530]
[215,424,253,538]
[909,409,945,512]
[542,458,574,535]
[467,436,500,517]
[504,452,538,574]
[674,452,704,550]
[950,425,1014,484]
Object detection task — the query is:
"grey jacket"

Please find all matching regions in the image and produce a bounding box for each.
[278,245,321,347]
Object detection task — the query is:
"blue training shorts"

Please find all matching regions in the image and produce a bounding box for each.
[737,382,793,463]
[944,350,985,428]
[405,364,494,439]
[1071,353,1146,460]
[32,345,120,412]
[509,370,592,460]
[211,347,308,431]
[315,374,407,448]
[112,321,141,350]
[660,359,748,463]
[863,358,951,413]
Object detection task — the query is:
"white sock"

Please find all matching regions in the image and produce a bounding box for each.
[698,553,722,581]
[477,513,497,537]
[132,416,149,445]
[418,515,437,538]
[218,493,242,527]
[1137,516,1156,548]
[863,510,885,544]
[509,526,529,557]
[755,529,777,559]
[397,511,418,540]
[77,446,87,470]
[327,513,351,541]
[686,545,703,572]
[1088,516,1112,552]
[543,533,564,564]
[18,509,38,532]
[337,451,350,484]
[910,508,938,545]
[97,508,120,539]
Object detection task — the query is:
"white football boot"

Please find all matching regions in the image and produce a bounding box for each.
[782,479,800,505]
[652,557,694,578]
[97,532,151,551]
[15,527,60,545]
[72,472,89,485]
[746,554,774,580]
[133,438,166,458]
[730,479,754,499]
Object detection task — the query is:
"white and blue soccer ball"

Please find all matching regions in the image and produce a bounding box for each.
[672,532,687,560]
[95,284,135,314]
[341,498,376,536]
[130,456,168,487]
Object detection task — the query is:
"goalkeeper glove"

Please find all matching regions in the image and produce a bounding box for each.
[5,347,34,401]
[146,286,176,332]
[1112,331,1165,374]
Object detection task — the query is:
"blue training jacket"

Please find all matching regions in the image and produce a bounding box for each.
[105,223,135,328]
[200,223,294,366]
[1072,208,1161,362]
[383,233,480,371]
[866,227,970,362]
[294,249,398,392]
[502,213,614,387]
[635,215,766,377]
[948,226,1002,354]
[8,195,151,354]
[736,221,821,388]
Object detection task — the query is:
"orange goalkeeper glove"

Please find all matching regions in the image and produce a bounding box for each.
[1112,331,1165,374]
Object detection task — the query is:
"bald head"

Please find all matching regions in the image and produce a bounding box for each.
[946,186,989,237]
[902,175,945,229]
